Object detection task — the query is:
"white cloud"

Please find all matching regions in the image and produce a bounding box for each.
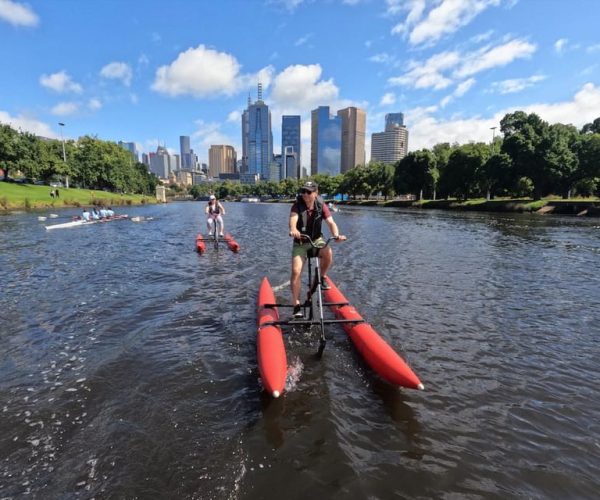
[407,83,600,151]
[389,51,460,90]
[51,101,79,116]
[269,64,339,111]
[554,38,568,55]
[408,0,501,46]
[227,110,241,123]
[586,43,600,54]
[294,33,313,47]
[88,98,102,111]
[390,0,426,36]
[100,62,133,86]
[152,45,273,98]
[40,71,83,94]
[440,77,476,107]
[380,92,396,106]
[0,110,54,137]
[191,120,239,163]
[369,52,393,64]
[491,74,546,94]
[454,39,536,78]
[268,0,306,11]
[0,0,39,27]
[390,38,536,90]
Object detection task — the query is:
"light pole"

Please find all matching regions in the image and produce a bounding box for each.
[58,122,69,188]
[490,126,497,155]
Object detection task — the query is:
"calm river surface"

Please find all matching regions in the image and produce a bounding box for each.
[1,202,599,499]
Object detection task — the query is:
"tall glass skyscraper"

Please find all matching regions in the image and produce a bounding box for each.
[311,106,341,176]
[180,135,192,169]
[242,84,273,180]
[282,115,301,178]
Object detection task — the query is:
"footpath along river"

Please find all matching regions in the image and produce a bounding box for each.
[1,201,599,499]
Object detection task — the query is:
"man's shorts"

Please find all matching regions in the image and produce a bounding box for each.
[292,236,326,259]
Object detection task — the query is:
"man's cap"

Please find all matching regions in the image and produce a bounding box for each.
[209,195,216,200]
[301,181,318,192]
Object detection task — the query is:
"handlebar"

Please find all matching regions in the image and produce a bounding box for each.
[297,234,344,248]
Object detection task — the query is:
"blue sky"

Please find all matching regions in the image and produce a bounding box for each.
[1,0,600,166]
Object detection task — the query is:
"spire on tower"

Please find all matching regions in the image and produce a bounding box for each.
[257,82,263,102]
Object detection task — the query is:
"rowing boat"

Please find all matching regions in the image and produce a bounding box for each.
[257,278,287,397]
[45,215,129,230]
[322,276,423,390]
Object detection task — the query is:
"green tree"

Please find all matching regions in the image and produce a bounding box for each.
[441,143,489,200]
[478,152,513,199]
[581,117,600,134]
[339,166,370,199]
[0,124,20,180]
[541,123,579,198]
[500,111,549,199]
[394,150,437,200]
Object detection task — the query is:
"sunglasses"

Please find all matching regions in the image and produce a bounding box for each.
[300,189,313,194]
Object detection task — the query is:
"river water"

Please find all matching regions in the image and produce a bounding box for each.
[1,202,599,499]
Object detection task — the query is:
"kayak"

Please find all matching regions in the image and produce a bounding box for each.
[45,214,129,230]
[256,278,287,397]
[322,276,423,390]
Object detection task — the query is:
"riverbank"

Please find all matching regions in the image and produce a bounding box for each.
[0,182,155,211]
[335,197,600,217]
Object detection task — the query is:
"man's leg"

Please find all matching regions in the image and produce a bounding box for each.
[319,246,333,278]
[290,254,305,306]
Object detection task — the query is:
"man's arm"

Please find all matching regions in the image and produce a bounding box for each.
[325,216,346,241]
[219,202,225,215]
[289,212,301,239]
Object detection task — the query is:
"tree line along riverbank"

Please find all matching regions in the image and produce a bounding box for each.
[0,182,155,212]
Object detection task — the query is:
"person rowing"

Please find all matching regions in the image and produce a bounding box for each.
[81,208,91,221]
[205,194,226,237]
[289,180,346,318]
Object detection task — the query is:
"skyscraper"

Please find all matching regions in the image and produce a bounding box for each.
[282,115,301,177]
[385,113,404,129]
[371,112,409,165]
[208,145,237,178]
[311,106,341,176]
[337,107,366,172]
[241,83,273,180]
[180,135,192,169]
[118,141,138,162]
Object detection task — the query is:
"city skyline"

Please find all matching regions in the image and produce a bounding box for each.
[2,0,600,166]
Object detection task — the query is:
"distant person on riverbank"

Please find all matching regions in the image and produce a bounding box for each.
[289,181,346,317]
[50,189,55,199]
[205,195,226,236]
[55,188,59,198]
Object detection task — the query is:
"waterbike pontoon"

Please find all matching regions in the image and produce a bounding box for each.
[257,236,423,398]
[195,232,240,254]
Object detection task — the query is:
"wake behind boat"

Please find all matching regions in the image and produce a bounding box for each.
[45,214,129,230]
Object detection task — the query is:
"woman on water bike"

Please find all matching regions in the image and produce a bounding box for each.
[205,194,226,236]
[289,180,346,317]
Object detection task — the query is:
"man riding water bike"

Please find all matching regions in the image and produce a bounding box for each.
[205,194,226,236]
[289,180,346,317]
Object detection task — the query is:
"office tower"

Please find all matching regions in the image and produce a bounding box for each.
[241,83,273,180]
[118,141,138,163]
[370,112,409,165]
[180,136,192,169]
[283,146,298,179]
[149,145,170,179]
[385,113,404,129]
[208,145,237,178]
[311,106,341,176]
[337,107,366,172]
[282,115,301,176]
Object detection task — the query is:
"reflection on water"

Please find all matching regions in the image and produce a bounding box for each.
[1,203,600,498]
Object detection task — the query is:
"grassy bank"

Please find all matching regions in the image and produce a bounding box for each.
[338,197,600,215]
[0,182,155,211]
